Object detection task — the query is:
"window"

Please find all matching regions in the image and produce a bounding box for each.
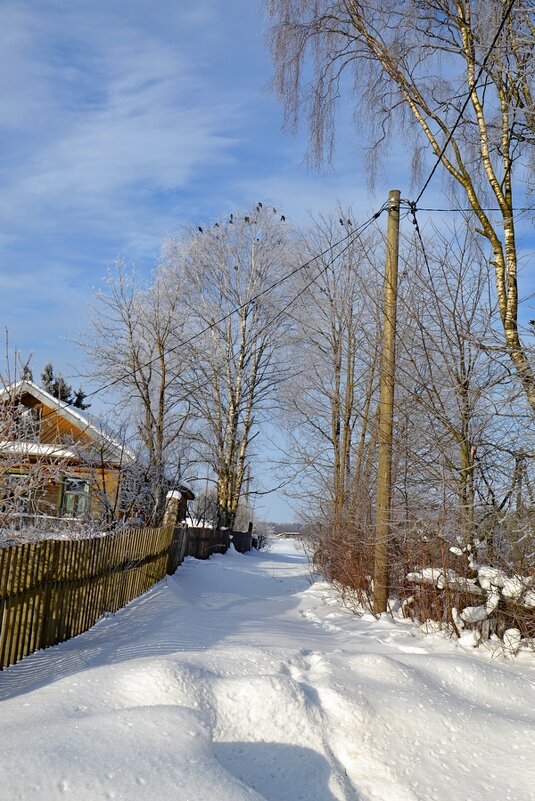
[61,478,90,518]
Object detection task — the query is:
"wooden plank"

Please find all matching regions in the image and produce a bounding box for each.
[77,539,93,635]
[64,540,80,639]
[1,544,23,668]
[7,544,26,665]
[25,543,42,659]
[19,543,39,661]
[55,541,69,642]
[29,541,49,655]
[42,540,62,649]
[13,544,33,664]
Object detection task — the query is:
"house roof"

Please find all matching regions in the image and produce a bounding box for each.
[0,380,133,466]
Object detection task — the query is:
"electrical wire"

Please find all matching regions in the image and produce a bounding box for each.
[415,0,517,205]
[409,206,534,215]
[85,204,388,399]
[251,211,384,346]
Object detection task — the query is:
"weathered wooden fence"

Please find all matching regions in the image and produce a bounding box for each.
[183,528,254,559]
[0,524,254,670]
[0,525,175,670]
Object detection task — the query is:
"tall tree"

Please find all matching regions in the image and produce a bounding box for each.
[169,205,295,529]
[395,224,507,542]
[279,212,383,601]
[282,212,380,519]
[267,0,535,410]
[86,260,193,524]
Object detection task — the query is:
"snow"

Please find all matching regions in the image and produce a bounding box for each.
[1,539,534,801]
[503,629,523,655]
[502,576,527,601]
[460,605,489,623]
[0,440,81,458]
[406,567,478,593]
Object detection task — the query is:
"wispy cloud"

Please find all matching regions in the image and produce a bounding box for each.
[0,1,245,253]
[0,0,262,373]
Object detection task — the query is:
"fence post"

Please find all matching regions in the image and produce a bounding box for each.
[163,490,186,575]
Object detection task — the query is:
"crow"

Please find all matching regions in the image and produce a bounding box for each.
[280,215,285,222]
[339,218,344,226]
[244,216,250,222]
[197,226,203,233]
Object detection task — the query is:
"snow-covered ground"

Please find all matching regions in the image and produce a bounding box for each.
[1,539,534,801]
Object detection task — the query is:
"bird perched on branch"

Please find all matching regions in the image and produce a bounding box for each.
[280,215,285,222]
[197,226,203,233]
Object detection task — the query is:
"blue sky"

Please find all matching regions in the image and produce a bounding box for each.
[0,0,392,521]
[0,1,533,521]
[0,0,387,374]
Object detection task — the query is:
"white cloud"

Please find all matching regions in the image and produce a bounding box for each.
[0,1,242,246]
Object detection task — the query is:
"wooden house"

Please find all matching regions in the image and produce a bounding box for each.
[0,380,132,524]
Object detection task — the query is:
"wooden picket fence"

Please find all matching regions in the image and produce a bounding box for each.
[0,524,254,670]
[184,528,254,559]
[0,525,177,670]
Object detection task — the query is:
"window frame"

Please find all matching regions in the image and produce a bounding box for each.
[61,477,91,518]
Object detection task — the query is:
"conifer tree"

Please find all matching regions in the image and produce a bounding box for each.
[40,363,90,409]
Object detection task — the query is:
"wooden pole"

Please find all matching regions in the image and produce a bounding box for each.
[373,189,400,614]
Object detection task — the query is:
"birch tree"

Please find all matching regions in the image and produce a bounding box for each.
[166,205,295,529]
[267,0,535,411]
[283,213,380,517]
[86,259,193,524]
[395,225,506,540]
[279,212,383,597]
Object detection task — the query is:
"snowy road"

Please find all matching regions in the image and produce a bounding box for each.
[0,539,534,801]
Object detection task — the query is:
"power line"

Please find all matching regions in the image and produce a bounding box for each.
[256,212,382,337]
[407,202,434,283]
[415,0,517,205]
[408,206,534,215]
[86,204,388,399]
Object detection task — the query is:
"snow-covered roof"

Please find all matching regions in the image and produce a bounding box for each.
[0,380,134,466]
[0,441,82,459]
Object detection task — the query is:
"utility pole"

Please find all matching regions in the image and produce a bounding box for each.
[373,189,400,614]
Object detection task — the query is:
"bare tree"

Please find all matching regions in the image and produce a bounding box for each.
[267,0,535,411]
[395,225,503,540]
[282,212,380,515]
[166,205,295,529]
[278,211,384,602]
[86,259,193,524]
